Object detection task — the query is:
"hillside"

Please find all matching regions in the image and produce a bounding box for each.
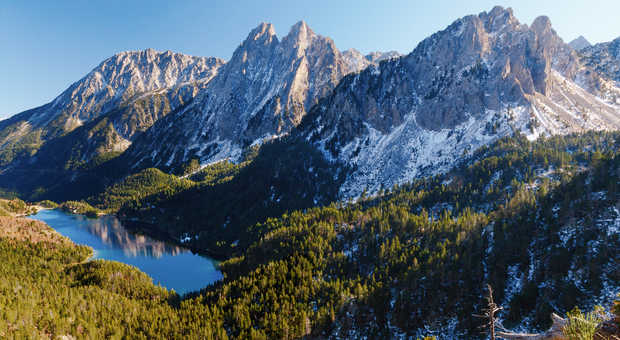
[192,131,620,338]
[297,6,620,198]
[0,5,619,339]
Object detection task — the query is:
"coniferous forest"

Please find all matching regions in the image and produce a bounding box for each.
[0,131,619,338]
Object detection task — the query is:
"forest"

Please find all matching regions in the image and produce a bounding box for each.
[1,131,619,338]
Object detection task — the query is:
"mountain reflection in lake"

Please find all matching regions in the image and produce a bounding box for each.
[30,209,222,294]
[78,214,184,258]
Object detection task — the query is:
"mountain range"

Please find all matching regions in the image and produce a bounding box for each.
[1,6,619,201]
[1,5,619,339]
[122,21,395,172]
[297,6,620,197]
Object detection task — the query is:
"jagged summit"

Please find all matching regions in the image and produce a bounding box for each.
[288,20,312,37]
[282,20,320,56]
[109,48,215,63]
[123,21,382,171]
[480,5,518,31]
[247,22,277,41]
[244,21,315,44]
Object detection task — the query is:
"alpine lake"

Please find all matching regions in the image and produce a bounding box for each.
[30,209,223,295]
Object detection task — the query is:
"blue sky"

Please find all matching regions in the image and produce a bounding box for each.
[2,0,619,119]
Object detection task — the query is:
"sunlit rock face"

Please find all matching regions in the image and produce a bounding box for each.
[123,21,384,171]
[580,36,620,85]
[0,49,224,166]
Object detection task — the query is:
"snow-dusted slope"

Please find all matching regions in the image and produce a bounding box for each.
[124,21,375,171]
[298,6,620,198]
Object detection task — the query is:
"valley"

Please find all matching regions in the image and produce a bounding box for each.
[0,4,619,339]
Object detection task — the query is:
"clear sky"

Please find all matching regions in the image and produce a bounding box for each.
[2,0,619,119]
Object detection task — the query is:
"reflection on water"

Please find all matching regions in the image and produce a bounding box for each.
[75,214,184,258]
[30,209,222,294]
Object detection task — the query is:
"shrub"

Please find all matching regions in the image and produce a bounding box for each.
[563,306,606,340]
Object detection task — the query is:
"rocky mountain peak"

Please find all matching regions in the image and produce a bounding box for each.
[23,49,224,130]
[481,5,518,32]
[569,36,592,50]
[281,20,320,56]
[287,20,313,40]
[531,15,553,34]
[235,23,278,59]
[0,47,226,170]
[248,22,277,42]
[122,20,382,171]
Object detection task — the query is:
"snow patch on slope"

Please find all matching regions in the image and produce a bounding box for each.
[335,105,519,198]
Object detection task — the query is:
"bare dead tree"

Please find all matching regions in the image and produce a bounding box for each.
[495,313,566,339]
[473,285,568,340]
[473,284,503,340]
